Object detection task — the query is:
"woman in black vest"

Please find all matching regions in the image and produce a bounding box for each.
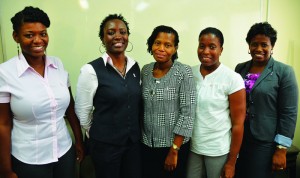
[75,14,142,178]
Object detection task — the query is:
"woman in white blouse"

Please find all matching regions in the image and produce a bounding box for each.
[0,6,84,178]
[187,27,246,178]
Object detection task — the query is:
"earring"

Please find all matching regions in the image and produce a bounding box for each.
[126,41,133,52]
[17,43,20,56]
[271,50,273,55]
[248,49,250,54]
[99,44,105,54]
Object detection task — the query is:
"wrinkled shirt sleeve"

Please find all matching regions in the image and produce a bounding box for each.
[75,64,98,133]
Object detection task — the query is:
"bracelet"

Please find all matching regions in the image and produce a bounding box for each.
[172,143,180,151]
[277,145,287,149]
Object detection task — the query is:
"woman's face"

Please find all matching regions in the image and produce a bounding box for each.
[13,22,48,59]
[102,19,128,55]
[198,33,222,68]
[151,32,177,64]
[249,34,273,63]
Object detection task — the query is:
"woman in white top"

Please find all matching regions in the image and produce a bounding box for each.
[0,6,84,178]
[186,27,246,178]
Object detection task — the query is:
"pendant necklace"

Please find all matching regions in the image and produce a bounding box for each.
[115,58,127,76]
[149,79,160,97]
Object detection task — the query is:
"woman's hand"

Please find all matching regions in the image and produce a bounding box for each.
[0,103,16,178]
[1,171,18,178]
[164,148,178,172]
[75,141,85,162]
[221,162,235,178]
[272,147,287,171]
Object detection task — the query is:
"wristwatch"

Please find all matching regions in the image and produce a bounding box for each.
[172,143,180,151]
[277,145,287,149]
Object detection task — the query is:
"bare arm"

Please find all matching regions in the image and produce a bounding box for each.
[65,87,85,162]
[0,103,17,178]
[222,89,246,178]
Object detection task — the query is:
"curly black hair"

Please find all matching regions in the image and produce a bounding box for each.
[146,25,179,61]
[11,6,50,32]
[246,22,277,46]
[98,14,130,40]
[199,27,224,47]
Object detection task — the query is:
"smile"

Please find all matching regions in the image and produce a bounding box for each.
[254,53,265,58]
[113,42,124,47]
[32,46,44,52]
[155,54,166,58]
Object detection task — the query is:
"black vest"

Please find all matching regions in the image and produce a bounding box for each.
[89,57,142,145]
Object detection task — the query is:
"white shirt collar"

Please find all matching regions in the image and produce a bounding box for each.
[101,52,137,72]
[16,54,58,77]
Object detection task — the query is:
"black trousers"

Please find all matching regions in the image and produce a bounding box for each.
[141,141,190,178]
[89,138,141,178]
[235,121,276,178]
[12,145,75,178]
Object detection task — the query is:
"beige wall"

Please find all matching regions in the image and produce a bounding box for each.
[0,0,261,81]
[0,26,3,63]
[0,0,299,147]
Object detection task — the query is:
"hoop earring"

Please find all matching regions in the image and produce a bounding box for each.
[126,41,133,52]
[248,49,250,54]
[99,44,105,54]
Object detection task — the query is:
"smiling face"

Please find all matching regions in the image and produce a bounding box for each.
[197,33,223,69]
[102,19,128,55]
[151,32,177,64]
[13,22,48,60]
[249,34,273,64]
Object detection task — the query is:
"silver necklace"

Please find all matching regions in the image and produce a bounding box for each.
[115,59,127,76]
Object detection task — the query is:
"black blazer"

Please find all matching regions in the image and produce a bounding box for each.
[235,57,298,144]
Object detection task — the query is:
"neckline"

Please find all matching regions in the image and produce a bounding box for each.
[199,63,222,79]
[115,58,127,77]
[151,61,176,81]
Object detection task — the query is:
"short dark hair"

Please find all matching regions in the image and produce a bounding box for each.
[199,27,224,47]
[11,6,50,32]
[98,14,130,40]
[246,22,277,46]
[147,25,179,61]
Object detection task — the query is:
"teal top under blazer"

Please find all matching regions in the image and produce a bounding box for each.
[235,57,298,147]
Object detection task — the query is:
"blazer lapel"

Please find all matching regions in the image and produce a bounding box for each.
[239,62,251,78]
[251,57,274,91]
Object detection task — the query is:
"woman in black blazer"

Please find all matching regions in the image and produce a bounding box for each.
[235,22,298,178]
